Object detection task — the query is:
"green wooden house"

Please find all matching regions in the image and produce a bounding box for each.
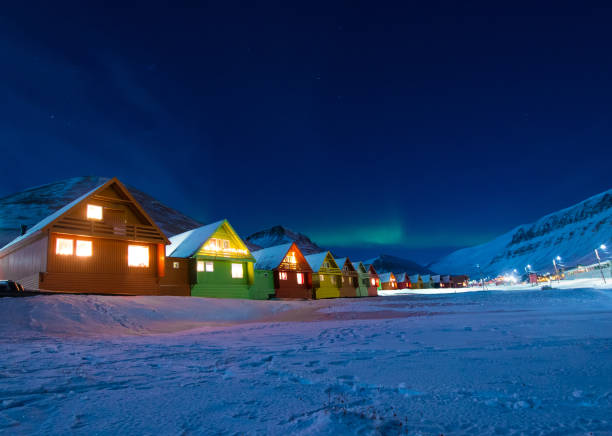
[304,251,341,299]
[166,219,264,299]
[351,260,370,297]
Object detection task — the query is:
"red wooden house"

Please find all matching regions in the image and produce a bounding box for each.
[395,272,410,289]
[252,242,313,299]
[362,262,379,296]
[0,178,171,294]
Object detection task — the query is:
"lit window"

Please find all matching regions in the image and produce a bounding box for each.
[285,252,296,264]
[173,262,180,269]
[232,263,243,278]
[56,238,73,255]
[371,278,376,286]
[87,204,103,220]
[128,245,149,267]
[319,274,324,281]
[76,240,92,257]
[331,276,337,285]
[217,239,223,250]
[223,240,230,249]
[206,261,214,272]
[197,261,205,272]
[279,272,288,280]
[297,273,304,285]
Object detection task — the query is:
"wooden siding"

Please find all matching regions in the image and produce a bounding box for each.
[40,272,161,294]
[159,257,191,296]
[275,271,313,299]
[0,235,47,289]
[312,272,341,299]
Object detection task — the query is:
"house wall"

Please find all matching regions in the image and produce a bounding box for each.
[191,258,256,299]
[312,273,341,299]
[160,257,191,296]
[339,272,358,298]
[251,269,275,299]
[355,272,370,297]
[275,270,313,299]
[0,235,48,289]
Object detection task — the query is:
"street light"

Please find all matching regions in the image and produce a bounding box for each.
[594,245,607,284]
[552,257,561,283]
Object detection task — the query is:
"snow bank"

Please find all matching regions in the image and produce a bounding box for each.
[0,295,300,337]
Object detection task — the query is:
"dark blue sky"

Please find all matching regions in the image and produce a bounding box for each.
[1,1,611,264]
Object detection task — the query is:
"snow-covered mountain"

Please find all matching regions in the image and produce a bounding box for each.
[364,254,435,275]
[245,225,324,255]
[431,189,612,277]
[0,176,202,247]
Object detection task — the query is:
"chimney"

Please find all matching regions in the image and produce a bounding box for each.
[20,224,28,236]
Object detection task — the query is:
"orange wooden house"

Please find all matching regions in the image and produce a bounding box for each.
[0,178,174,295]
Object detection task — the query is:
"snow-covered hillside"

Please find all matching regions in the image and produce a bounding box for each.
[431,189,612,276]
[364,254,434,275]
[0,177,202,247]
[246,225,324,254]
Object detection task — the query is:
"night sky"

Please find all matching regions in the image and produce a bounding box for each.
[1,2,611,264]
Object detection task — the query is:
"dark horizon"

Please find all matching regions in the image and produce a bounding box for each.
[2,2,611,264]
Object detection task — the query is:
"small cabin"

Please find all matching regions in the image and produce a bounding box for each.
[252,242,313,299]
[0,178,170,294]
[378,272,397,290]
[351,261,370,297]
[409,274,422,289]
[441,275,451,288]
[450,275,469,288]
[304,251,341,299]
[395,272,410,289]
[362,262,379,296]
[335,257,359,298]
[165,219,259,299]
[421,274,432,289]
[431,275,441,288]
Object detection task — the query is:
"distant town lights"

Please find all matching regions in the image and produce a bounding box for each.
[600,244,607,250]
[556,256,562,261]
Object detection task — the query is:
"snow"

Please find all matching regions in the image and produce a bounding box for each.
[252,243,294,270]
[304,252,334,272]
[166,220,227,257]
[1,288,612,434]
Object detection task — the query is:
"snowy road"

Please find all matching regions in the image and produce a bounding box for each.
[1,289,611,435]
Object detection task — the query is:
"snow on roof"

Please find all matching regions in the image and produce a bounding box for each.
[0,180,108,252]
[431,275,441,283]
[252,243,293,270]
[395,272,407,281]
[351,260,365,271]
[362,262,378,275]
[379,272,394,282]
[166,220,226,258]
[421,274,431,281]
[304,252,332,272]
[409,274,420,282]
[335,257,349,268]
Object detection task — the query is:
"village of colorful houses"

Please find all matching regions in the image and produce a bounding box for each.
[0,178,469,298]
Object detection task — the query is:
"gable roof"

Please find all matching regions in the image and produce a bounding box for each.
[335,257,355,271]
[395,272,408,281]
[304,251,337,272]
[421,274,431,281]
[166,219,253,260]
[409,274,420,282]
[351,260,366,273]
[379,272,395,282]
[362,262,378,275]
[0,177,168,252]
[252,242,310,271]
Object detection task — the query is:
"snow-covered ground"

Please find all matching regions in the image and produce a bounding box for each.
[1,288,612,435]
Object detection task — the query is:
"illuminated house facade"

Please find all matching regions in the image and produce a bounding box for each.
[395,272,410,289]
[409,274,423,289]
[304,251,341,299]
[251,242,313,299]
[0,178,169,294]
[362,262,379,296]
[165,220,258,299]
[335,257,359,298]
[352,261,371,297]
[379,272,397,290]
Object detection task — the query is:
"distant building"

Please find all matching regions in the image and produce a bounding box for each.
[379,272,397,290]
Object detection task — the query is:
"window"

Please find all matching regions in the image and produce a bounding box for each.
[56,238,73,255]
[371,278,376,286]
[87,204,103,220]
[197,261,205,272]
[319,274,324,281]
[173,262,180,269]
[76,240,92,257]
[232,263,243,278]
[279,271,288,280]
[128,245,149,267]
[297,273,304,285]
[323,262,330,268]
[206,261,214,272]
[342,277,345,283]
[285,252,296,264]
[331,276,337,285]
[223,240,230,249]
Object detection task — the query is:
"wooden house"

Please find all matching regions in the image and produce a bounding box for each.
[378,272,397,290]
[450,275,469,288]
[335,257,359,298]
[251,242,313,299]
[395,272,410,289]
[362,262,379,296]
[409,274,422,289]
[165,219,260,299]
[421,274,432,289]
[0,178,171,294]
[351,261,370,297]
[431,275,441,288]
[304,251,341,299]
[441,275,451,288]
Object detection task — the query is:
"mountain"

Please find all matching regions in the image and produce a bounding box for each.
[0,176,202,247]
[364,254,435,275]
[245,225,324,254]
[431,189,612,277]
